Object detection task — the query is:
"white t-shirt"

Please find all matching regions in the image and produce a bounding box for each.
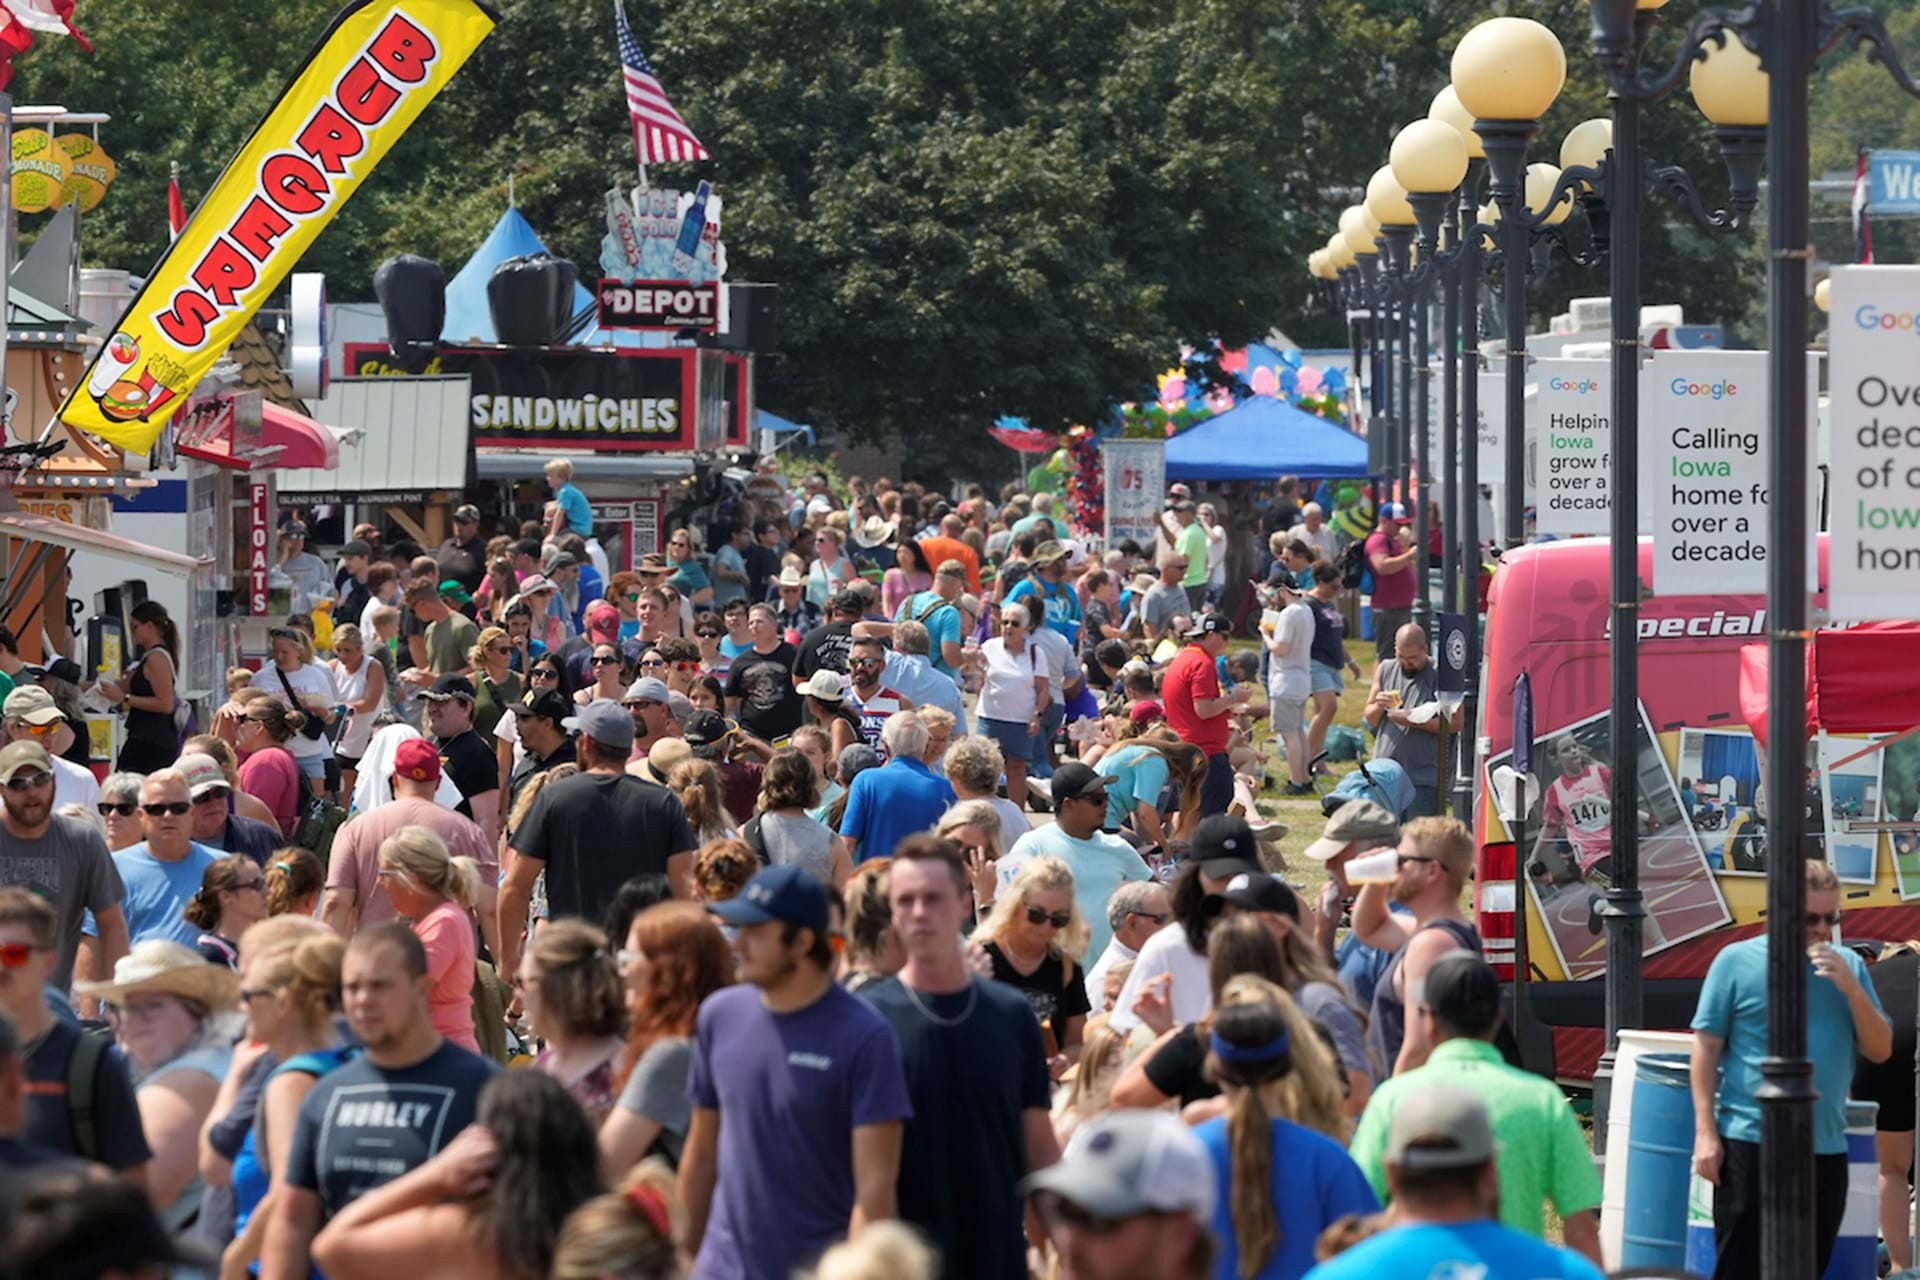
[1106,920,1211,1035]
[1268,601,1315,701]
[266,662,338,761]
[986,795,1031,844]
[1027,626,1078,709]
[977,637,1043,724]
[1289,522,1337,564]
[1084,935,1139,1012]
[51,753,100,812]
[1204,524,1227,585]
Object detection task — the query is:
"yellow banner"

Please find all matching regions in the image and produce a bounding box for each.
[60,0,497,452]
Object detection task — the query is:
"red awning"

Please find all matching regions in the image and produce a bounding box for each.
[260,402,338,470]
[1738,621,1920,747]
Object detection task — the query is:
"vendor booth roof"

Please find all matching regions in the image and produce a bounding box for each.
[1163,395,1368,482]
[0,510,206,578]
[1738,621,1920,747]
[280,376,471,495]
[755,408,813,444]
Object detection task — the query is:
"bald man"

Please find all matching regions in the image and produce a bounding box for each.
[1364,625,1462,817]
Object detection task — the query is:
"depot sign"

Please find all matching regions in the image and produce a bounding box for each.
[597,279,719,331]
[57,0,497,454]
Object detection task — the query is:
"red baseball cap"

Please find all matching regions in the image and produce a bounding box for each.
[392,738,442,782]
[585,600,620,640]
[1129,699,1165,726]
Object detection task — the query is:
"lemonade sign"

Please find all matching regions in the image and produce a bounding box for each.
[11,129,72,214]
[55,134,117,212]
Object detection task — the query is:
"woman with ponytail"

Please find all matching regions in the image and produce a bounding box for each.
[184,854,269,968]
[1193,983,1377,1280]
[220,917,349,1279]
[100,599,181,773]
[377,824,483,1052]
[263,847,324,918]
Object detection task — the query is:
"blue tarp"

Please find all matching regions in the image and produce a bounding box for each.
[1163,395,1370,481]
[443,208,646,348]
[756,409,815,445]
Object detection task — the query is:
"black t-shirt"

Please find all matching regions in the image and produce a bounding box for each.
[436,537,486,593]
[1143,1022,1219,1108]
[515,772,696,919]
[744,545,783,601]
[437,730,497,817]
[724,642,805,741]
[284,1040,498,1219]
[1855,950,1920,1129]
[983,943,1091,1044]
[1307,595,1346,668]
[794,621,855,680]
[508,736,576,812]
[1266,498,1302,535]
[23,1022,151,1171]
[861,977,1052,1280]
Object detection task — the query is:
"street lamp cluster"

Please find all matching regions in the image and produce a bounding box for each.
[1303,3,1920,1276]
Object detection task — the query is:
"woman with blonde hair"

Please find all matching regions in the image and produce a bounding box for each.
[669,758,736,847]
[1191,981,1377,1280]
[601,901,732,1177]
[937,798,1003,920]
[377,824,482,1052]
[519,919,627,1126]
[263,847,325,918]
[971,855,1089,1078]
[1052,1019,1131,1148]
[1094,729,1208,847]
[812,1220,939,1280]
[327,622,388,795]
[467,624,523,745]
[550,1160,680,1280]
[216,918,348,1278]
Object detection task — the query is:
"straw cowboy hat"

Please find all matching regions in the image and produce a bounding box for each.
[853,515,898,549]
[75,940,239,1013]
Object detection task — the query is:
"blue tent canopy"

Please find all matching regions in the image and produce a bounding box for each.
[443,208,648,348]
[1163,395,1369,481]
[756,408,815,445]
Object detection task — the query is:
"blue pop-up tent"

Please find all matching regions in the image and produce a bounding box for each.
[443,208,649,348]
[1163,395,1369,481]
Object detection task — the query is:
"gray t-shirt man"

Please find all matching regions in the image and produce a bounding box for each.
[1140,581,1189,637]
[0,813,124,990]
[1372,659,1441,788]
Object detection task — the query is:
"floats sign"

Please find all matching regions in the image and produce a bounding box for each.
[59,0,497,452]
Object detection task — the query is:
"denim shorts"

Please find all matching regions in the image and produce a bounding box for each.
[1311,660,1344,695]
[982,717,1037,759]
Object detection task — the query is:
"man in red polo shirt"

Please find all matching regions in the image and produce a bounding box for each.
[1161,613,1249,817]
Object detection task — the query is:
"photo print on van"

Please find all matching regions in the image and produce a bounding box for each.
[1676,729,1765,875]
[1487,704,1730,981]
[1886,735,1920,899]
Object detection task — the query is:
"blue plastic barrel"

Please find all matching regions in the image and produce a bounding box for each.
[1824,1100,1880,1280]
[1622,1053,1696,1269]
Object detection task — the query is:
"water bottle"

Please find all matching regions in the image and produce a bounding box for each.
[671,181,712,277]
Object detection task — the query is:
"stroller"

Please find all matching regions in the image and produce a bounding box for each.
[1320,757,1417,822]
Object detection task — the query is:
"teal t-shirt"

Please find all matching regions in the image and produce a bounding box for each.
[1093,744,1171,833]
[555,483,592,537]
[895,591,960,678]
[996,825,1149,964]
[1691,935,1883,1153]
[669,560,711,597]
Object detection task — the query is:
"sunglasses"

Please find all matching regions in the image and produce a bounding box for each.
[18,721,59,737]
[1035,1191,1141,1237]
[489,644,512,655]
[674,662,701,672]
[592,654,622,665]
[232,878,267,892]
[1397,854,1437,869]
[3,772,52,793]
[1806,911,1843,926]
[142,801,193,817]
[639,658,667,669]
[98,800,139,817]
[1127,909,1172,926]
[196,787,231,803]
[239,986,275,1003]
[848,657,883,669]
[0,942,39,968]
[696,632,722,641]
[1025,907,1071,929]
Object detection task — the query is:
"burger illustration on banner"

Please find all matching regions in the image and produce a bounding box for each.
[87,335,183,424]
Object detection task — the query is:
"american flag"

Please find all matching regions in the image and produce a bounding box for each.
[616,0,708,167]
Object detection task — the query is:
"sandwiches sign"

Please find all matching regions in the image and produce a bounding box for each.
[59,0,497,452]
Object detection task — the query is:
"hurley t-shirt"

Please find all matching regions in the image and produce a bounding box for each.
[861,977,1051,1280]
[0,814,123,991]
[724,642,804,741]
[687,983,912,1280]
[513,772,695,921]
[283,1040,499,1219]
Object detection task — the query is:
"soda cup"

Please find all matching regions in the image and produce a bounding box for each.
[1345,847,1400,884]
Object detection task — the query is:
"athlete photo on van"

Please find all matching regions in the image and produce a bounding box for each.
[1488,705,1729,981]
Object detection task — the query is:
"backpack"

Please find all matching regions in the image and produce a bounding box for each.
[1337,538,1370,591]
[64,1024,113,1161]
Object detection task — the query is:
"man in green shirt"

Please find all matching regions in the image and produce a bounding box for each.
[401,579,479,688]
[1348,951,1604,1268]
[1170,502,1211,610]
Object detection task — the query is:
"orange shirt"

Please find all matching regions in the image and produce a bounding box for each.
[916,536,982,595]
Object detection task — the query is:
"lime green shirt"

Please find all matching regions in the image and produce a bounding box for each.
[1176,522,1209,587]
[1348,1038,1602,1240]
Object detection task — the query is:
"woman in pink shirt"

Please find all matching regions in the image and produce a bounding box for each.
[235,696,307,837]
[376,824,481,1053]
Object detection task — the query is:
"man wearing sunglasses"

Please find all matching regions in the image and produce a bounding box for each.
[2,686,99,813]
[995,765,1150,971]
[82,770,218,954]
[1690,858,1890,1280]
[622,676,682,764]
[1019,1109,1217,1280]
[422,677,500,847]
[1082,880,1172,1014]
[0,742,127,995]
[178,753,280,866]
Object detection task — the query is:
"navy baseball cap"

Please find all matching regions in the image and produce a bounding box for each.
[708,864,830,936]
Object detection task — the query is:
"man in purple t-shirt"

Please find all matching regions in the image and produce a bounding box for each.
[680,865,912,1280]
[1364,502,1418,661]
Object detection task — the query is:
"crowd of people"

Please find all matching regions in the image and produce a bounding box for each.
[0,460,1871,1280]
